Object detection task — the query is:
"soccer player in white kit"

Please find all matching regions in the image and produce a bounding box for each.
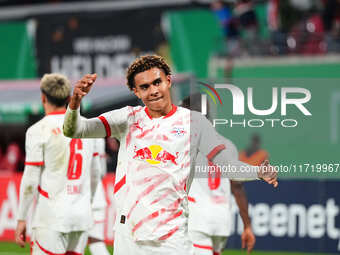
[88,138,111,255]
[189,136,255,255]
[63,55,278,255]
[15,73,101,255]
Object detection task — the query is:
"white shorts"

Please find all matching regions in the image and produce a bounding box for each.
[88,209,106,240]
[30,227,88,255]
[189,230,228,255]
[113,219,194,255]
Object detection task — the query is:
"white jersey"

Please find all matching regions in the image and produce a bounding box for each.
[64,105,258,243]
[102,106,224,242]
[188,137,238,236]
[77,106,222,242]
[20,112,100,233]
[92,138,108,210]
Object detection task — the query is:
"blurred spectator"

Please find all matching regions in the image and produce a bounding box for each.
[323,0,340,52]
[239,134,268,166]
[235,0,258,28]
[0,142,23,173]
[234,0,262,55]
[268,0,329,55]
[211,0,241,57]
[268,0,288,54]
[287,12,325,54]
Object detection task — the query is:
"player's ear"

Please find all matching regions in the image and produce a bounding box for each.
[166,75,172,89]
[133,87,141,99]
[41,93,47,104]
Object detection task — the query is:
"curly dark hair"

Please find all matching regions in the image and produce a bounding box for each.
[126,55,171,90]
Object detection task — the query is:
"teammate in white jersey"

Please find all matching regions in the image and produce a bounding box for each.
[88,138,111,255]
[181,96,255,254]
[15,73,101,255]
[189,136,255,255]
[63,55,278,255]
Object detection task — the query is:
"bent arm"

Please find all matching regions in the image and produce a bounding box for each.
[63,107,106,138]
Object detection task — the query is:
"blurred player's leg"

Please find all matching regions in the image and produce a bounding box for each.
[190,231,214,255]
[89,240,110,255]
[88,169,110,255]
[88,203,110,255]
[212,236,228,255]
[31,228,88,255]
[67,231,89,254]
[31,228,67,255]
[88,219,110,255]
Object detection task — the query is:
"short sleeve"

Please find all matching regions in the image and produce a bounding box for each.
[24,126,44,166]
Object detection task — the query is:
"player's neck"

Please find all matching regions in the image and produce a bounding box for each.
[44,104,67,115]
[147,103,173,119]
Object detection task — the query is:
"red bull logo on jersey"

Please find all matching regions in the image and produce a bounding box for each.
[133,145,179,165]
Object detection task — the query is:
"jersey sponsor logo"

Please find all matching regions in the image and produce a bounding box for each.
[133,145,179,165]
[171,127,186,137]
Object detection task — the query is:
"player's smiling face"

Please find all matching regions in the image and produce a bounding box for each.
[133,67,172,117]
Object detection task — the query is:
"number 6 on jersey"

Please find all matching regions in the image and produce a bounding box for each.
[67,139,83,180]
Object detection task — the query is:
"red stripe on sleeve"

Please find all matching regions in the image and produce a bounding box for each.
[38,186,49,198]
[193,244,213,250]
[98,116,111,137]
[207,144,226,161]
[25,161,44,166]
[114,175,126,194]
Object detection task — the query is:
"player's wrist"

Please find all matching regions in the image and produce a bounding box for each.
[69,96,81,110]
[243,224,252,230]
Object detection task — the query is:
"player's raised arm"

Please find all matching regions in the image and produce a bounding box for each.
[63,74,107,139]
[69,74,97,110]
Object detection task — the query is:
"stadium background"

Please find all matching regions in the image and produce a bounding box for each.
[0,0,339,254]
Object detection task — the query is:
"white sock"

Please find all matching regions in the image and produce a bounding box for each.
[89,241,110,255]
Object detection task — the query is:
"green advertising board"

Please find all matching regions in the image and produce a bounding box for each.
[0,21,37,79]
